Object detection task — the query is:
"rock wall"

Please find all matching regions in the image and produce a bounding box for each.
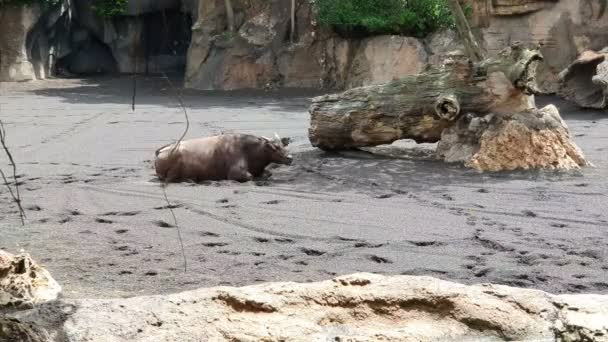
[469,0,608,93]
[184,0,437,90]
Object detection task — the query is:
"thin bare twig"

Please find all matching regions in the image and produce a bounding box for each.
[161,183,187,272]
[0,120,25,225]
[158,71,191,273]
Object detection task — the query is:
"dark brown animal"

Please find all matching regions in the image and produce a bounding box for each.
[154,133,293,183]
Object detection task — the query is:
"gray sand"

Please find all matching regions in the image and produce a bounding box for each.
[0,76,607,299]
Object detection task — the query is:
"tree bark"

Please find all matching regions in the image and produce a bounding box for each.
[308,45,543,150]
[447,0,484,62]
[224,0,235,32]
[290,0,296,43]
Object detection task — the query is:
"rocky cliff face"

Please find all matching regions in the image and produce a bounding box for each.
[470,0,608,93]
[184,0,440,90]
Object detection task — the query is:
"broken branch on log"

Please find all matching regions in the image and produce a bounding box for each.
[308,45,543,150]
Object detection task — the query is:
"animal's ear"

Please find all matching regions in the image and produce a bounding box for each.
[280,137,291,146]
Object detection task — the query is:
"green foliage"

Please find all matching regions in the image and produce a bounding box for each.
[315,0,467,38]
[0,0,61,8]
[92,0,128,18]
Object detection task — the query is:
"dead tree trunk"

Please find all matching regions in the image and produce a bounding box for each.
[308,45,542,150]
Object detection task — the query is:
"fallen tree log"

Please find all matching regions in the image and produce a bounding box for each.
[308,44,543,150]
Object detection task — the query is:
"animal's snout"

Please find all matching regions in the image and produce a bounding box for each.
[284,155,293,165]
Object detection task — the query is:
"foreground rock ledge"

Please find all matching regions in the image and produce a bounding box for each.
[3,273,607,341]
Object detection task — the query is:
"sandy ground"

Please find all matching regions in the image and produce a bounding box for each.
[0,76,607,299]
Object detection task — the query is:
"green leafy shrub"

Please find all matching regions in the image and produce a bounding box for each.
[92,0,128,18]
[315,0,463,38]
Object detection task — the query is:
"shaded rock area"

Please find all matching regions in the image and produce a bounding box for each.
[0,250,61,308]
[558,48,608,109]
[3,273,608,341]
[437,105,590,171]
[0,0,194,80]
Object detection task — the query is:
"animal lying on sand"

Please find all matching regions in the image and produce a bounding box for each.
[154,133,293,183]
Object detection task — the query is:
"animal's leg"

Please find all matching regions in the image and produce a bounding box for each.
[164,165,182,183]
[227,165,253,182]
[261,169,272,179]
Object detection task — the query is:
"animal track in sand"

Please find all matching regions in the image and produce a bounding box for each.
[153,204,182,210]
[95,218,113,224]
[275,238,294,243]
[217,250,240,255]
[153,220,174,228]
[253,237,270,243]
[26,205,42,211]
[367,255,392,264]
[300,248,326,256]
[198,231,220,237]
[103,211,140,216]
[407,240,444,247]
[202,242,229,247]
[58,217,71,224]
[354,242,386,248]
[114,229,129,234]
[263,200,281,205]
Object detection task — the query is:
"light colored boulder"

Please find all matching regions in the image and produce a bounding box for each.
[7,273,608,341]
[437,105,591,172]
[346,35,428,88]
[0,250,61,308]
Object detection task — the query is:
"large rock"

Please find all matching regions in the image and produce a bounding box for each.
[346,36,428,88]
[6,273,608,341]
[0,250,61,308]
[0,2,72,82]
[473,0,608,93]
[437,105,591,172]
[558,48,608,109]
[0,5,42,81]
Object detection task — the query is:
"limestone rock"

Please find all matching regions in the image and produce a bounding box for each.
[558,48,608,109]
[437,105,591,172]
[0,250,61,308]
[346,36,428,88]
[7,273,608,341]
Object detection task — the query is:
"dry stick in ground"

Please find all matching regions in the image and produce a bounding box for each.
[447,0,484,62]
[159,71,191,273]
[0,120,26,225]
